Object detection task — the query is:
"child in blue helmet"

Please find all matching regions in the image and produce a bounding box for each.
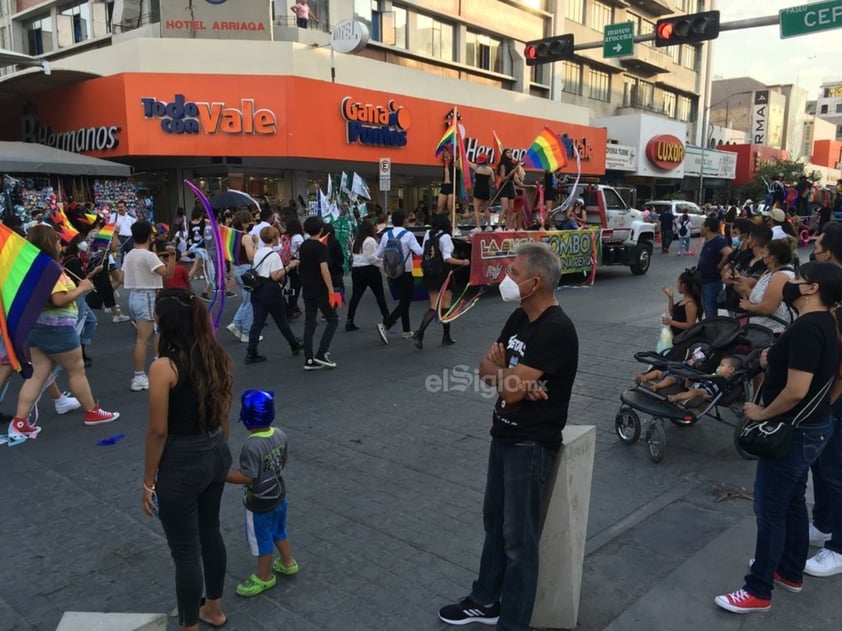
[226,389,299,597]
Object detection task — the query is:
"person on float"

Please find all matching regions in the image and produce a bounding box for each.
[437,146,456,216]
[469,153,495,233]
[497,149,517,230]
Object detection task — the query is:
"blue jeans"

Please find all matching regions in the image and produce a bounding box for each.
[231,263,254,334]
[811,399,842,553]
[470,439,558,631]
[745,416,834,600]
[75,295,97,346]
[701,281,721,319]
[678,235,691,253]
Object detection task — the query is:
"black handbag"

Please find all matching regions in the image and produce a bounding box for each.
[241,251,274,293]
[737,378,832,459]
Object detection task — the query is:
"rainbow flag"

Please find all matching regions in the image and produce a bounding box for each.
[0,223,63,377]
[435,123,456,156]
[492,130,505,163]
[525,127,568,172]
[219,226,243,263]
[78,212,100,226]
[91,224,115,250]
[49,207,80,244]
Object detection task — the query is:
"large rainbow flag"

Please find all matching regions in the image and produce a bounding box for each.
[0,223,63,377]
[525,126,568,172]
[435,123,456,156]
[91,224,115,250]
[219,226,243,263]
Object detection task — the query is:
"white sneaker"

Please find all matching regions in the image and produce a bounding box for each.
[226,322,242,339]
[805,548,842,577]
[130,374,150,392]
[112,314,131,323]
[401,332,414,340]
[239,333,263,343]
[54,392,81,415]
[376,323,389,345]
[810,523,832,547]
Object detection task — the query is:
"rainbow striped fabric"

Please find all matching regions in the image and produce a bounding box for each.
[91,224,115,250]
[525,127,568,172]
[219,226,243,263]
[0,223,63,377]
[49,207,80,244]
[492,130,505,163]
[435,124,456,156]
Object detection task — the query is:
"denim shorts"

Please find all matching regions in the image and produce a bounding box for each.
[27,323,80,354]
[245,498,289,556]
[129,289,157,322]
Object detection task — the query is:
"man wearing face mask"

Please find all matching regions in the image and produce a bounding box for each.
[439,243,579,631]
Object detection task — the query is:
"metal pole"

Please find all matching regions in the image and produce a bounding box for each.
[330,38,336,83]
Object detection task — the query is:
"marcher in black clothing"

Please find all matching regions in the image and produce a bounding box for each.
[299,216,340,370]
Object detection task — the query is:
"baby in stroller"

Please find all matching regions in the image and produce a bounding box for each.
[666,356,743,406]
[634,343,712,392]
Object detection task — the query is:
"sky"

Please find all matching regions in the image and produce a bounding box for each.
[713,0,842,97]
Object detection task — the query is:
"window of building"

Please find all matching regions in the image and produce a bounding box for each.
[588,68,610,101]
[61,3,92,44]
[590,1,613,32]
[566,0,585,24]
[821,104,829,114]
[562,60,582,95]
[415,12,454,61]
[669,45,680,64]
[27,16,53,55]
[677,95,693,122]
[624,76,654,109]
[0,26,7,49]
[466,30,501,72]
[681,45,696,69]
[836,103,842,114]
[662,91,676,118]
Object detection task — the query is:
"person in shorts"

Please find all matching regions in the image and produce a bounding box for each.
[226,390,299,597]
[120,221,175,392]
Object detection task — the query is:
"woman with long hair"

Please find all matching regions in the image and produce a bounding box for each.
[225,210,258,342]
[346,220,390,331]
[142,288,234,631]
[412,214,471,349]
[661,268,702,335]
[9,225,119,440]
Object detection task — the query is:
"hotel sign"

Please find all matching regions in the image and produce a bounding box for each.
[160,0,270,40]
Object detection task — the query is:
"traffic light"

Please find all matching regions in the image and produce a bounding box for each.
[524,34,575,66]
[654,10,720,47]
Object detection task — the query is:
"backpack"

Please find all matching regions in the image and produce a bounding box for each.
[421,231,446,277]
[278,234,292,266]
[678,219,689,237]
[382,229,409,279]
[241,251,275,293]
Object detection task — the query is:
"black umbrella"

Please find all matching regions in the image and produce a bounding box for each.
[208,190,261,210]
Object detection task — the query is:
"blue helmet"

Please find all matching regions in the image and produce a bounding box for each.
[239,389,275,430]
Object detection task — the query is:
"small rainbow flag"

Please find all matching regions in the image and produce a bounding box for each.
[0,223,63,377]
[49,207,80,244]
[525,126,568,172]
[219,226,243,263]
[492,130,505,163]
[435,123,456,156]
[78,212,100,226]
[91,224,115,250]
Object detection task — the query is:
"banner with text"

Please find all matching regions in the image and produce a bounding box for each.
[160,0,271,40]
[469,230,601,286]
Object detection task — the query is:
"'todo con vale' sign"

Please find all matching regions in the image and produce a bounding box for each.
[645,134,685,170]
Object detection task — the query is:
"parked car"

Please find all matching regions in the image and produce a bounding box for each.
[644,200,707,237]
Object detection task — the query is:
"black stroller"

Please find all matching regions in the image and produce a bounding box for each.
[615,316,776,463]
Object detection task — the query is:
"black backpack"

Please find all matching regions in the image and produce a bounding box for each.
[241,251,275,293]
[421,232,446,277]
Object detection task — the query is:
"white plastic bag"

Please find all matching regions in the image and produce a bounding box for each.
[656,325,673,354]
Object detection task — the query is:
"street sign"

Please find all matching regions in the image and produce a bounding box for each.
[603,22,634,58]
[379,175,391,192]
[379,157,391,176]
[780,0,842,38]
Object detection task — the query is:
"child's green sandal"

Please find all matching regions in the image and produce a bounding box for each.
[273,558,300,575]
[236,574,277,597]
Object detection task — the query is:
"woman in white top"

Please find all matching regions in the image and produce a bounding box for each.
[345,220,391,331]
[738,238,796,335]
[412,215,470,350]
[245,226,302,364]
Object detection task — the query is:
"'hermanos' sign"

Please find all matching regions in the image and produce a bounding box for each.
[780,0,842,38]
[603,22,634,58]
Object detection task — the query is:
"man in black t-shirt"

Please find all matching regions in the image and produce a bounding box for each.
[299,216,340,371]
[439,243,579,630]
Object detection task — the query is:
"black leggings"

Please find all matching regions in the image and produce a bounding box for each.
[384,272,414,333]
[347,265,390,323]
[156,431,232,628]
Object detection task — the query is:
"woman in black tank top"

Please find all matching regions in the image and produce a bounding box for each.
[143,288,233,629]
[470,153,495,232]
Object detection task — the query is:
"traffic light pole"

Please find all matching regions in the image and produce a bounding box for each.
[569,14,780,52]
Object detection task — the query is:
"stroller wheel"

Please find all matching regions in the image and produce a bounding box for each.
[645,419,667,463]
[733,416,759,461]
[615,407,641,445]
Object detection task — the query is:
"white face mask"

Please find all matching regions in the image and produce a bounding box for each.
[78,241,89,252]
[499,274,536,303]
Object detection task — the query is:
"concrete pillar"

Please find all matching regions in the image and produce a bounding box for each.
[531,424,597,630]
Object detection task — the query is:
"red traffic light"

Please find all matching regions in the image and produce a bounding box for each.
[525,44,537,60]
[524,34,574,66]
[654,10,720,47]
[656,22,673,40]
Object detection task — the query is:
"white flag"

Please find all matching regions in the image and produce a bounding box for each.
[351,172,371,200]
[340,172,349,193]
[318,189,330,219]
[326,174,333,197]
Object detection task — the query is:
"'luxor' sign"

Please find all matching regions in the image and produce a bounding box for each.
[645,134,685,170]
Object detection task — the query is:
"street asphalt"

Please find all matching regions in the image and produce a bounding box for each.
[1,240,841,630]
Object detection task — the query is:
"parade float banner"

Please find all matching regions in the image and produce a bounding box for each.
[469,230,601,286]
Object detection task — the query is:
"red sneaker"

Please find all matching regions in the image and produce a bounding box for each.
[773,573,802,593]
[8,417,42,440]
[715,588,771,613]
[84,406,120,426]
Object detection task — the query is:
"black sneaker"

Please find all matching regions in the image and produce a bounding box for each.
[291,343,303,357]
[438,597,499,626]
[314,352,337,368]
[304,358,323,371]
[345,322,360,331]
[245,354,267,364]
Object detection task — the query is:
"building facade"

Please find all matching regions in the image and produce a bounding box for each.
[815,78,842,141]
